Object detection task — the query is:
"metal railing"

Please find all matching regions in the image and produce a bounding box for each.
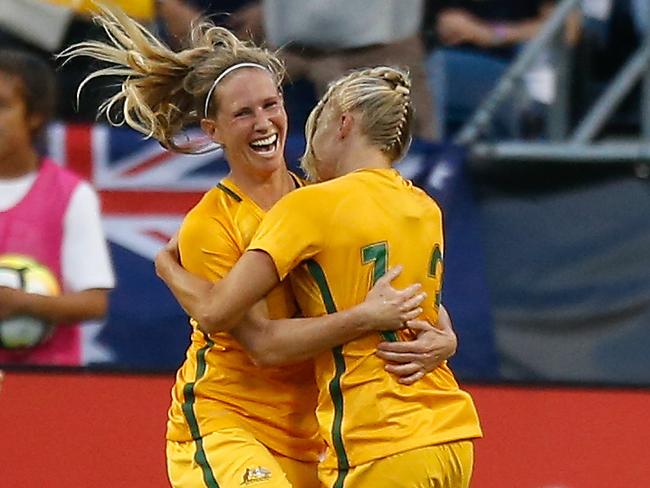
[456,0,650,165]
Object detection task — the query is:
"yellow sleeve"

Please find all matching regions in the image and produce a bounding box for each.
[249,188,326,280]
[178,208,240,283]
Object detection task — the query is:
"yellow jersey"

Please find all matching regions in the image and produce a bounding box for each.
[166,176,322,462]
[250,168,482,470]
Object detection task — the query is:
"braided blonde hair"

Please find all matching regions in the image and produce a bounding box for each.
[301,66,413,180]
[58,5,285,153]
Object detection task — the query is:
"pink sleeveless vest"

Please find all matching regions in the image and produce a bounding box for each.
[0,159,83,366]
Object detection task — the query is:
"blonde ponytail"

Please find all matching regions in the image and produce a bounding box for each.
[59,5,285,153]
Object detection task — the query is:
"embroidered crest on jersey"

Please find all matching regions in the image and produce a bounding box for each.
[241,466,272,484]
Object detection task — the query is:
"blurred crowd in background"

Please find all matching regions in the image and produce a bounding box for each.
[0,0,643,142]
[1,0,649,384]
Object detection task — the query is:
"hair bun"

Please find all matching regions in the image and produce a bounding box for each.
[394,85,410,95]
[375,67,411,95]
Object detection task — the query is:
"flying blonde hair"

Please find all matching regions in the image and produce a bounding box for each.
[58,5,285,153]
[301,66,413,181]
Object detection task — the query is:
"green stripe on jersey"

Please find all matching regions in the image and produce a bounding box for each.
[216,182,242,202]
[305,259,350,487]
[181,334,220,488]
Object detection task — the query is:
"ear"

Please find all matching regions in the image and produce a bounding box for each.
[201,118,223,145]
[338,112,354,140]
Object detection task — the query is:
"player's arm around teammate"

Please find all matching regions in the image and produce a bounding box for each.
[156,238,457,373]
[156,241,427,363]
[376,305,457,384]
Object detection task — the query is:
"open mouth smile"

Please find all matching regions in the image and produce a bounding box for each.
[249,133,279,155]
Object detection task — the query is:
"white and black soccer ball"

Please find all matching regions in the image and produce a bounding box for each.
[0,254,60,349]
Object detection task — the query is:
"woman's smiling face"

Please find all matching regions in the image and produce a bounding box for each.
[206,67,288,177]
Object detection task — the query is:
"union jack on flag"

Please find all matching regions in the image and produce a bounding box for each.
[46,123,230,369]
[48,123,230,260]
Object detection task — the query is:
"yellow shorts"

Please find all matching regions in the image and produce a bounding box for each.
[319,440,474,488]
[167,427,320,488]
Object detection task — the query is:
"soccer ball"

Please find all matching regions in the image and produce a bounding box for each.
[0,254,60,349]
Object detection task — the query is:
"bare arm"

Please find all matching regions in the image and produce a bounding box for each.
[156,242,278,332]
[493,3,555,46]
[437,3,554,48]
[228,2,265,42]
[194,250,281,331]
[157,0,202,45]
[232,266,426,366]
[0,287,109,324]
[154,237,213,319]
[156,241,425,337]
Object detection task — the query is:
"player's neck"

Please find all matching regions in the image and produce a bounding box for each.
[336,143,391,177]
[230,166,294,210]
[0,146,40,179]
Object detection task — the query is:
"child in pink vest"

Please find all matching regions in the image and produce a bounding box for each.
[0,49,115,366]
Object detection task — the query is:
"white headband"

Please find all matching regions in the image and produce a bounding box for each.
[203,63,269,118]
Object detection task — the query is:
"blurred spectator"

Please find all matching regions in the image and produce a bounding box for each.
[158,0,438,141]
[591,0,638,75]
[158,0,254,46]
[0,49,115,366]
[266,0,438,141]
[571,0,641,136]
[0,1,155,121]
[0,1,74,53]
[424,0,555,138]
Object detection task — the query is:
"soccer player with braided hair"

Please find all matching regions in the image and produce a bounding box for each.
[157,64,482,487]
[61,6,460,488]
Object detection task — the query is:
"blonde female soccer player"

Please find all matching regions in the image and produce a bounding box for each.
[156,66,483,487]
[61,7,458,488]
